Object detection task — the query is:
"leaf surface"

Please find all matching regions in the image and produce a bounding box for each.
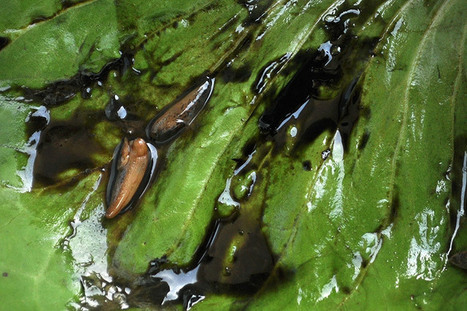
[0,0,465,310]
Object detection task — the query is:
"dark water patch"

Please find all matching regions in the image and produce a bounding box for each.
[255,3,380,142]
[61,0,77,9]
[358,130,370,151]
[105,94,125,122]
[197,217,273,287]
[361,258,369,269]
[104,94,152,138]
[257,50,334,136]
[337,77,361,150]
[237,32,255,56]
[126,209,277,309]
[0,37,9,51]
[22,53,135,106]
[32,119,104,187]
[24,106,50,139]
[323,8,360,40]
[61,0,96,10]
[26,105,119,188]
[262,76,362,157]
[389,190,400,224]
[242,140,257,158]
[302,160,312,171]
[256,32,377,157]
[360,105,371,119]
[300,119,337,148]
[221,63,252,83]
[257,47,343,137]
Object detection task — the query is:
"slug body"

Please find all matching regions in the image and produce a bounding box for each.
[147,77,215,144]
[105,78,212,219]
[106,138,153,218]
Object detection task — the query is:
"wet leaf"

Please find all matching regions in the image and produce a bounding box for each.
[0,0,120,88]
[0,0,465,310]
[0,96,104,309]
[247,0,467,309]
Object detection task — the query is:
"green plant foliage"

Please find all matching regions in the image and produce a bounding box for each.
[0,0,465,310]
[0,0,120,88]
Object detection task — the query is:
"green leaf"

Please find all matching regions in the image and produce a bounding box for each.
[247,0,467,309]
[0,97,104,309]
[109,0,348,276]
[0,0,61,33]
[0,0,120,88]
[0,0,465,309]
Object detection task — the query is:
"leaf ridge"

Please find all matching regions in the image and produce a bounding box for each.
[388,0,455,205]
[339,0,461,305]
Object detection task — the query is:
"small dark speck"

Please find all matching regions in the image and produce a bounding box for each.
[360,106,371,119]
[302,160,312,171]
[361,259,369,268]
[2,272,8,277]
[358,131,370,150]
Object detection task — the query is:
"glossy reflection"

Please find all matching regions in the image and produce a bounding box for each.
[146,77,215,144]
[106,137,157,218]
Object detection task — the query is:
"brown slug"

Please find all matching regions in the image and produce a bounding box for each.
[105,137,153,218]
[146,77,215,144]
[105,77,213,218]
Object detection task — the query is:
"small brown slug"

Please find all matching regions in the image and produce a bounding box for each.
[146,77,215,144]
[105,137,154,218]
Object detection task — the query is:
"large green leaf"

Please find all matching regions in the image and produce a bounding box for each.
[0,0,465,310]
[0,0,120,88]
